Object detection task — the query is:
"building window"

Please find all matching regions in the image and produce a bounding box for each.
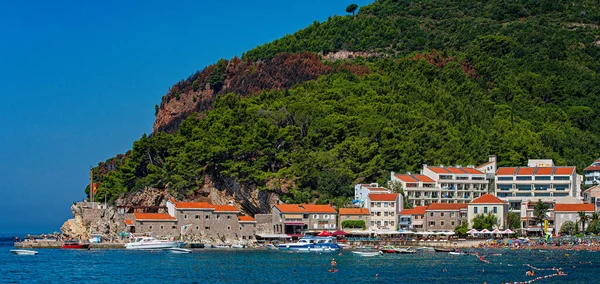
[370,202,374,207]
[303,214,309,219]
[440,221,444,226]
[227,226,231,230]
[324,224,329,229]
[429,221,435,226]
[377,212,381,216]
[195,215,199,219]
[384,212,389,217]
[227,215,231,219]
[313,214,318,219]
[371,212,375,216]
[493,207,497,213]
[516,176,532,181]
[216,215,220,219]
[430,212,434,217]
[474,207,478,214]
[205,226,210,230]
[196,226,199,230]
[554,176,570,181]
[371,221,375,226]
[314,224,318,229]
[240,226,243,231]
[390,221,394,226]
[441,212,444,217]
[160,225,164,230]
[384,221,389,226]
[451,221,455,226]
[205,215,209,219]
[377,221,381,225]
[384,202,389,207]
[484,207,488,213]
[184,215,188,220]
[149,225,153,230]
[450,212,455,217]
[390,212,394,216]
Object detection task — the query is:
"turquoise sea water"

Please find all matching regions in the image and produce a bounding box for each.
[2,237,599,283]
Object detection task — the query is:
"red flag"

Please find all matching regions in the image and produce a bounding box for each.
[93,183,97,194]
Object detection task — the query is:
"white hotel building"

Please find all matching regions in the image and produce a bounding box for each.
[391,165,489,207]
[494,159,580,211]
[583,158,600,187]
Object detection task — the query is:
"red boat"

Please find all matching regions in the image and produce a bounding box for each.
[62,241,90,249]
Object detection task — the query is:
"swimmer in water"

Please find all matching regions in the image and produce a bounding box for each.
[331,258,337,271]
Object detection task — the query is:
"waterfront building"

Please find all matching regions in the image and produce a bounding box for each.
[391,164,488,207]
[169,201,244,241]
[495,159,580,211]
[398,206,426,231]
[424,203,468,232]
[129,213,177,237]
[584,158,600,187]
[476,155,498,178]
[338,208,370,230]
[354,183,391,207]
[583,185,600,206]
[238,215,257,241]
[271,204,337,238]
[367,193,401,231]
[518,200,555,235]
[554,203,595,233]
[467,194,508,230]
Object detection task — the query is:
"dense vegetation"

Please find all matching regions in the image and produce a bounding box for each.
[90,0,600,208]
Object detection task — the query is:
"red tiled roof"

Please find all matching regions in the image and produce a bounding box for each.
[428,166,451,174]
[368,193,399,201]
[413,174,435,183]
[470,194,506,204]
[394,174,419,182]
[461,168,484,175]
[124,219,134,226]
[238,215,256,222]
[339,208,370,215]
[535,167,554,175]
[275,204,336,213]
[554,204,595,212]
[400,206,427,215]
[496,167,517,175]
[554,167,575,175]
[517,167,535,175]
[446,167,467,174]
[426,203,468,211]
[175,202,214,209]
[300,204,337,213]
[134,213,176,221]
[212,205,239,212]
[584,166,600,171]
[584,185,600,194]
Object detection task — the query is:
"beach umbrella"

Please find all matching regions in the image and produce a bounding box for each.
[491,229,501,234]
[480,229,491,234]
[467,229,479,234]
[502,229,514,234]
[317,230,332,236]
[332,230,348,236]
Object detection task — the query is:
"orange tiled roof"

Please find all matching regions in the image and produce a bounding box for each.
[212,205,239,212]
[470,194,506,204]
[175,202,214,209]
[517,167,535,175]
[461,168,484,175]
[535,167,554,175]
[554,204,595,212]
[426,203,468,211]
[428,166,451,174]
[124,219,134,226]
[446,167,467,174]
[400,206,427,215]
[585,166,600,171]
[238,215,256,222]
[368,193,399,201]
[275,204,336,213]
[496,167,517,175]
[584,185,600,194]
[134,213,176,221]
[394,174,419,182]
[414,174,435,183]
[339,208,370,215]
[554,167,575,175]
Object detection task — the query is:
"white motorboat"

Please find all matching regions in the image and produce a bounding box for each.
[277,236,341,252]
[449,251,467,255]
[352,251,381,256]
[11,249,38,255]
[165,247,192,254]
[125,237,177,250]
[231,244,244,249]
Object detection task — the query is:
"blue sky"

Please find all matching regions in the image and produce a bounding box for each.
[0,0,374,234]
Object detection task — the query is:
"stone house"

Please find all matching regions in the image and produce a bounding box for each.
[338,208,370,230]
[272,204,338,238]
[467,194,509,229]
[238,215,256,241]
[170,201,243,241]
[424,203,468,232]
[398,206,426,231]
[130,213,177,237]
[367,193,402,231]
[554,203,595,233]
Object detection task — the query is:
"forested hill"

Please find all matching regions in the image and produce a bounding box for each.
[90,0,600,210]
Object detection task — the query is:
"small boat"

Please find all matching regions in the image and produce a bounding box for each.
[449,251,467,255]
[434,247,454,253]
[277,236,341,252]
[213,245,229,248]
[11,249,38,255]
[396,247,416,254]
[165,247,192,254]
[379,248,397,254]
[125,237,177,250]
[265,244,278,250]
[352,251,381,256]
[190,243,205,249]
[231,244,244,249]
[62,241,90,249]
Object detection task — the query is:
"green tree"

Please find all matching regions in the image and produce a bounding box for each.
[472,213,497,230]
[507,212,521,230]
[341,220,366,230]
[559,220,577,236]
[454,222,468,237]
[388,180,412,209]
[586,212,599,234]
[578,211,590,234]
[345,4,358,16]
[533,200,549,233]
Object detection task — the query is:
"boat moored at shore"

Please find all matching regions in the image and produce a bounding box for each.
[125,237,177,250]
[11,249,38,255]
[277,236,341,252]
